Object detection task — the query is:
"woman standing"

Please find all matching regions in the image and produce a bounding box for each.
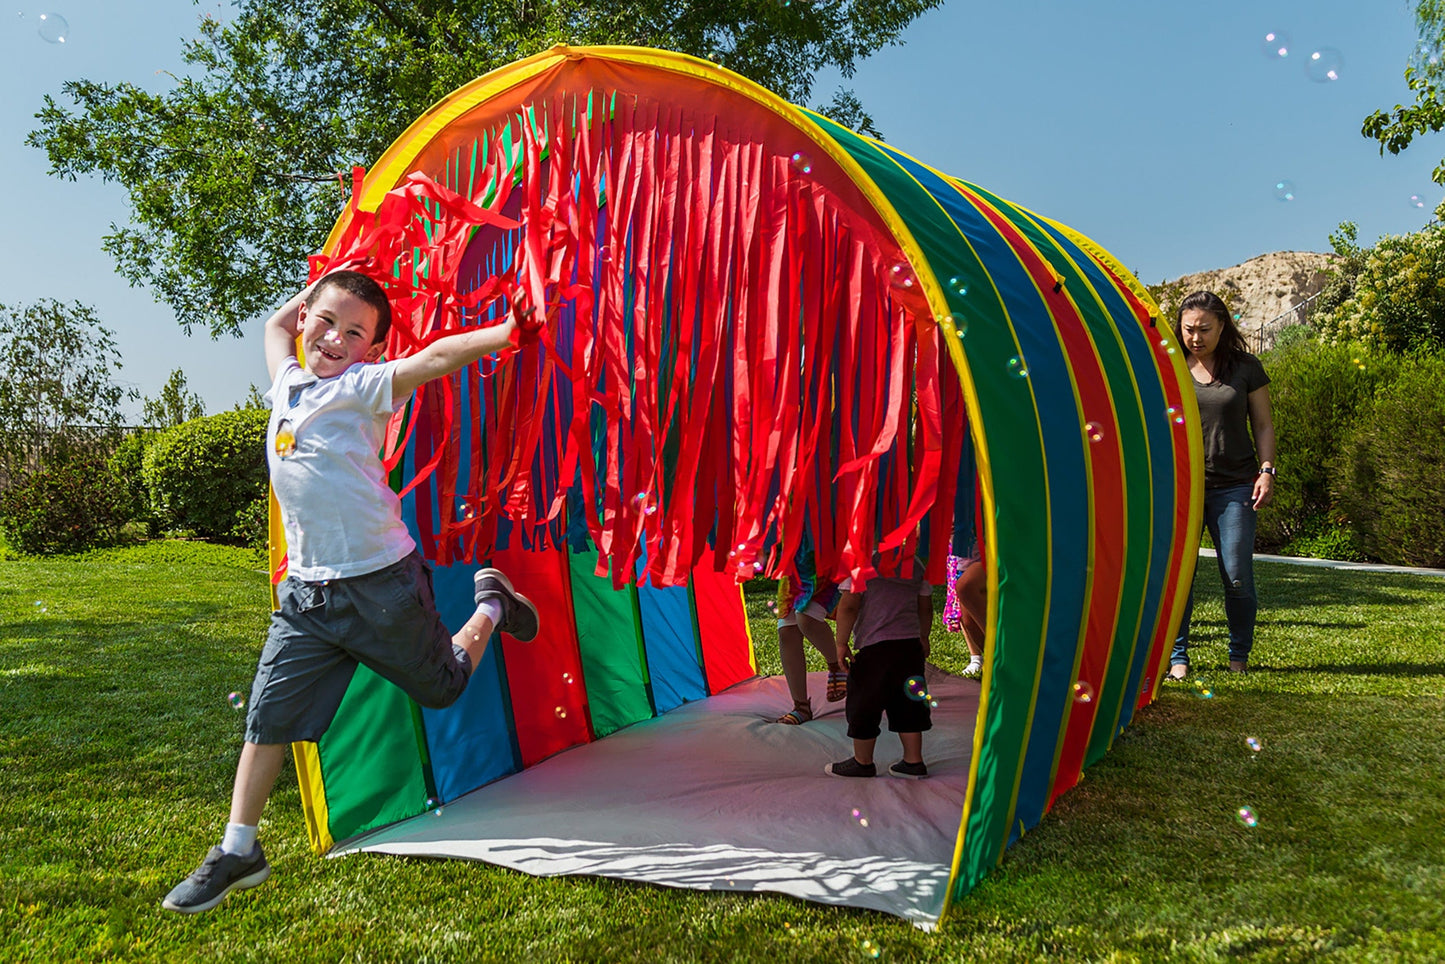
[1170,291,1276,677]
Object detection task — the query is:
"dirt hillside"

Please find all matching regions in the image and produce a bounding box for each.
[1159,250,1337,349]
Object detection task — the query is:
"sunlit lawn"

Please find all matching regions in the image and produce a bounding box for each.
[1,541,1442,961]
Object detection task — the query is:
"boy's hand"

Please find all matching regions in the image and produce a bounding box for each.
[836,640,853,671]
[508,305,544,348]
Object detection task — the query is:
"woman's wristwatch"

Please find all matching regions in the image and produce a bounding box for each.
[1259,466,1277,477]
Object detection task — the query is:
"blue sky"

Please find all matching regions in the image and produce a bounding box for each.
[0,1,1437,416]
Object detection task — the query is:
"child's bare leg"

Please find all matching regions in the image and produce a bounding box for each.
[228,742,288,827]
[850,736,877,766]
[898,732,924,765]
[797,612,840,671]
[961,613,984,659]
[777,622,810,707]
[453,609,496,667]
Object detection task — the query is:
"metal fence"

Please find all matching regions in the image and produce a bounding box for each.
[1250,290,1324,353]
[0,424,151,491]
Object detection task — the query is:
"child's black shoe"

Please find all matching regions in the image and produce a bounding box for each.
[824,757,876,778]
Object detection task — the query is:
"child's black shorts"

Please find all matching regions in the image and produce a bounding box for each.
[845,636,932,740]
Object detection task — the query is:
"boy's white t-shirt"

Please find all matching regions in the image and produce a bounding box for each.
[265,357,415,581]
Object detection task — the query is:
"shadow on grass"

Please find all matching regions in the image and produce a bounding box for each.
[1249,661,1445,678]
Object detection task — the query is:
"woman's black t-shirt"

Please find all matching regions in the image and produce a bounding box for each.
[1193,353,1270,489]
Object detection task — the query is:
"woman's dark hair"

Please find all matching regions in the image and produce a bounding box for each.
[1174,289,1248,382]
[307,269,393,344]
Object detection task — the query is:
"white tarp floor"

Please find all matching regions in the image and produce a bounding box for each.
[334,663,980,926]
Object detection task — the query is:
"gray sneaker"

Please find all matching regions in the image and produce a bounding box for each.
[162,844,270,914]
[888,759,928,780]
[473,568,539,642]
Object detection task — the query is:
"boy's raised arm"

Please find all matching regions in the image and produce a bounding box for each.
[263,287,311,383]
[390,319,518,400]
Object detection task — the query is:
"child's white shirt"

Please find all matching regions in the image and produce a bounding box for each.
[265,357,415,581]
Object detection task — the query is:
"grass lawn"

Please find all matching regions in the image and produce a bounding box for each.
[2,541,1443,962]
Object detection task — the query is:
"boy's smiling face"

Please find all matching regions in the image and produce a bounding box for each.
[298,285,384,378]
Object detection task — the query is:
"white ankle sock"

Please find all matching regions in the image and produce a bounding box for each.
[221,822,258,856]
[966,656,982,670]
[476,597,504,628]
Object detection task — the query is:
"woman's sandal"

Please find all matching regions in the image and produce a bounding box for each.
[776,704,814,725]
[826,670,849,703]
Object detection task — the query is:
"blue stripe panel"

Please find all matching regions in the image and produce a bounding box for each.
[635,573,708,714]
[397,413,520,804]
[896,165,1089,843]
[420,560,521,801]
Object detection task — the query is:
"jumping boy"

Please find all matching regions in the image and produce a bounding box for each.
[162,270,540,913]
[825,556,934,779]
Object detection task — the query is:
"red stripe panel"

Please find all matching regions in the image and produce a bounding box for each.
[489,543,593,765]
[688,565,755,694]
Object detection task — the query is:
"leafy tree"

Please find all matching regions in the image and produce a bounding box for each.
[1314,223,1445,353]
[234,384,267,411]
[142,367,206,428]
[0,300,134,483]
[1363,1,1445,198]
[28,0,939,338]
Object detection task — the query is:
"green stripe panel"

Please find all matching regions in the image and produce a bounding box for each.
[316,665,432,843]
[567,548,654,738]
[807,114,1052,900]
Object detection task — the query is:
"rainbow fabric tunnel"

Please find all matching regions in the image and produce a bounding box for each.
[272,45,1204,921]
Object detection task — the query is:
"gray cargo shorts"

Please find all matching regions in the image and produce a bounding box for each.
[245,550,473,745]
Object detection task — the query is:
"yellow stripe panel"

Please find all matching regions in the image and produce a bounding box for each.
[292,740,334,854]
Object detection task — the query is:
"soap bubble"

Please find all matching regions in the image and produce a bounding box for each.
[1072,681,1095,704]
[1084,421,1105,444]
[790,151,813,175]
[227,691,245,711]
[948,276,969,297]
[455,499,475,522]
[851,807,870,828]
[1006,355,1029,379]
[554,706,568,719]
[861,940,881,959]
[1262,30,1289,59]
[1236,806,1258,828]
[1410,195,1426,210]
[889,262,915,290]
[1166,405,1185,425]
[1245,736,1262,752]
[597,245,612,263]
[941,312,968,339]
[904,675,928,701]
[644,504,657,516]
[1274,180,1296,202]
[426,797,444,816]
[1194,683,1214,700]
[562,672,574,685]
[1305,47,1343,82]
[36,11,67,43]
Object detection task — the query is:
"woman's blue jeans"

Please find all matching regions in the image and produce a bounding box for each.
[1172,483,1257,667]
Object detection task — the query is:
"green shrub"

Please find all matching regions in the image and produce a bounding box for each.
[143,409,268,542]
[230,493,271,561]
[1256,338,1397,550]
[0,452,128,554]
[107,430,163,536]
[1279,524,1365,562]
[1333,353,1445,567]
